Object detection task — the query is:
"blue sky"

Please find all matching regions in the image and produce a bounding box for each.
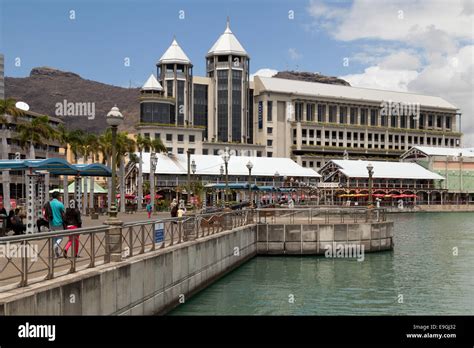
[1,0,361,87]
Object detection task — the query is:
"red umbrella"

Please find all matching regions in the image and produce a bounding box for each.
[144,193,163,200]
[116,194,136,199]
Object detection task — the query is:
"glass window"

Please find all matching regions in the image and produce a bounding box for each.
[317,104,326,122]
[339,106,347,124]
[328,105,337,123]
[166,134,172,141]
[360,108,368,125]
[189,135,195,143]
[231,70,242,142]
[350,107,357,124]
[177,148,184,154]
[295,102,304,122]
[267,127,273,134]
[178,134,184,142]
[267,139,273,147]
[306,103,315,122]
[370,109,377,126]
[217,70,228,142]
[267,101,273,122]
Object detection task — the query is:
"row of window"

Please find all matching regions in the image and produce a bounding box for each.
[288,102,453,131]
[143,133,195,143]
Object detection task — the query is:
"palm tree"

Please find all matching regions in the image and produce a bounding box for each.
[83,134,100,213]
[0,98,25,212]
[98,129,113,210]
[116,132,135,213]
[15,115,55,159]
[149,137,167,211]
[135,134,151,211]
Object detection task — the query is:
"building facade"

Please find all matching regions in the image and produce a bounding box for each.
[401,146,474,203]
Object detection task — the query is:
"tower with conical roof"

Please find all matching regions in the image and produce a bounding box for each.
[206,18,250,143]
[139,74,175,124]
[157,38,193,126]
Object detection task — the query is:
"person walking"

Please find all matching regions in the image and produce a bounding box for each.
[63,200,82,258]
[45,192,65,257]
[146,201,152,219]
[10,209,26,235]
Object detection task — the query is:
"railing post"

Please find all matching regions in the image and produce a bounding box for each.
[70,234,76,273]
[104,221,123,263]
[46,237,53,280]
[140,225,145,254]
[89,232,95,268]
[20,240,28,287]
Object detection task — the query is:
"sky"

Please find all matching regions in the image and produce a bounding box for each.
[1,0,473,145]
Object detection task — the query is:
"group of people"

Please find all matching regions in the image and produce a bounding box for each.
[0,207,27,235]
[0,191,83,258]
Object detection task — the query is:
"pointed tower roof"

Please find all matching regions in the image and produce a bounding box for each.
[207,19,248,57]
[141,74,163,91]
[158,38,192,65]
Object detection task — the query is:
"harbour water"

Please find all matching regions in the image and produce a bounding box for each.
[170,213,474,315]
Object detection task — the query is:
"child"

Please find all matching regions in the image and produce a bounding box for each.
[146,201,152,218]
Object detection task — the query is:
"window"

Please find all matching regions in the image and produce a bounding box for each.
[154,133,160,139]
[428,115,433,127]
[203,149,209,155]
[231,70,242,142]
[217,70,229,142]
[166,134,173,141]
[400,116,407,128]
[339,106,347,124]
[446,116,451,130]
[360,108,368,125]
[267,152,273,157]
[177,148,184,154]
[189,135,195,143]
[257,151,262,157]
[350,107,357,124]
[302,161,307,167]
[309,129,314,138]
[436,116,442,128]
[328,105,337,123]
[267,101,273,122]
[267,139,273,147]
[295,102,304,122]
[213,149,219,155]
[391,115,397,128]
[307,103,315,122]
[370,109,377,126]
[178,134,184,142]
[419,114,425,129]
[166,147,172,152]
[267,127,273,134]
[144,133,150,139]
[188,148,195,154]
[317,104,326,122]
[302,129,307,137]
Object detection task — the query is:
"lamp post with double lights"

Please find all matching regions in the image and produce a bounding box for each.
[221,148,231,207]
[150,153,158,213]
[246,160,253,207]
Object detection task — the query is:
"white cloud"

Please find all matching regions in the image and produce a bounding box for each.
[250,68,278,81]
[288,48,302,60]
[340,66,418,92]
[379,51,421,70]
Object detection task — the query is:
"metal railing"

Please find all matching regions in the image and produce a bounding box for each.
[0,207,385,291]
[255,207,386,224]
[0,210,253,291]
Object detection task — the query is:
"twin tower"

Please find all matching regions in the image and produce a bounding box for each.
[140,19,251,144]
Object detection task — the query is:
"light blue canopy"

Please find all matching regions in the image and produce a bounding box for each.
[0,158,111,177]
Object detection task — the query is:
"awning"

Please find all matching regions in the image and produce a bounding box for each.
[50,181,108,194]
[205,183,260,190]
[0,158,111,177]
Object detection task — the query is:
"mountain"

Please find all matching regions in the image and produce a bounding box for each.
[274,71,351,86]
[5,67,140,133]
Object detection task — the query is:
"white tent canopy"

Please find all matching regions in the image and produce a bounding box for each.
[136,153,320,178]
[404,146,474,158]
[329,160,444,180]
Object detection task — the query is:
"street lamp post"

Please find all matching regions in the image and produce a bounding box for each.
[191,159,196,212]
[221,147,231,207]
[367,163,374,208]
[246,160,253,207]
[105,106,124,222]
[105,106,124,263]
[219,165,224,207]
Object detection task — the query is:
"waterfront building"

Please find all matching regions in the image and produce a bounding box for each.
[124,153,319,201]
[318,159,445,205]
[252,76,461,170]
[401,146,474,203]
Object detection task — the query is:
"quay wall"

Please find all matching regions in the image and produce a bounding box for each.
[257,222,393,255]
[0,225,256,315]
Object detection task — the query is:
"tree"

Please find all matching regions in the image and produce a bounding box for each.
[0,98,24,124]
[116,132,135,213]
[15,115,55,159]
[135,134,151,211]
